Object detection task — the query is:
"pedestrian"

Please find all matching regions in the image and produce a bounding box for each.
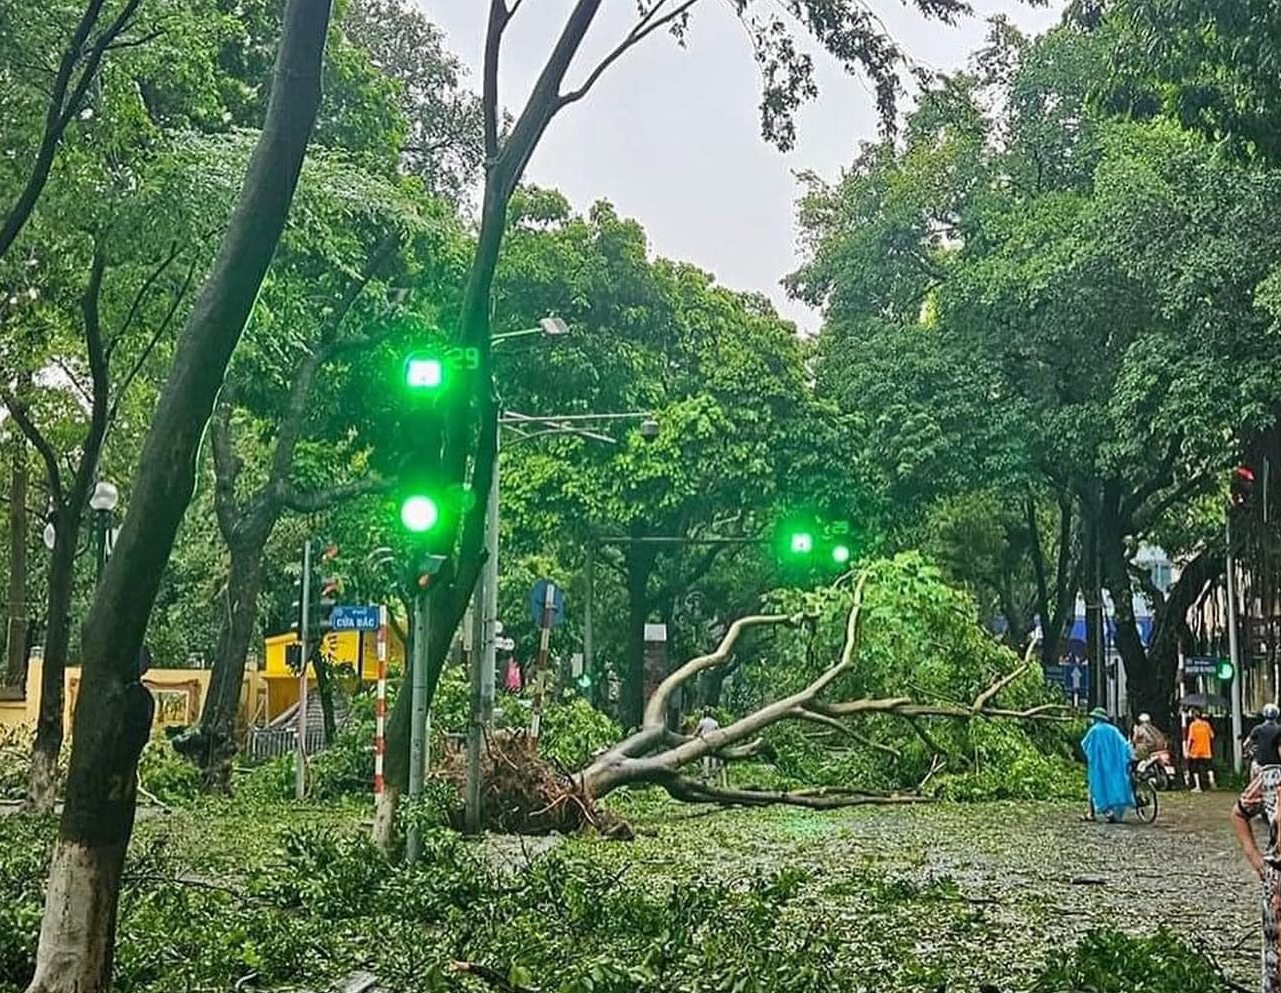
[695,708,727,787]
[1232,764,1281,992]
[1186,708,1217,792]
[1247,704,1281,777]
[503,656,523,693]
[1081,707,1134,823]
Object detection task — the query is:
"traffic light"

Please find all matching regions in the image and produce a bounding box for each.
[403,353,444,391]
[400,494,440,533]
[1216,658,1235,681]
[788,530,814,556]
[776,515,855,574]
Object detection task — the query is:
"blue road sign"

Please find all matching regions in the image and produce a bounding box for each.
[530,580,566,628]
[1184,656,1218,676]
[331,605,380,632]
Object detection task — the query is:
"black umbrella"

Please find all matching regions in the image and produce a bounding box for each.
[1180,693,1229,711]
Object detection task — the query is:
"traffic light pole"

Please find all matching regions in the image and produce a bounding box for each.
[407,585,431,863]
[464,447,500,837]
[295,539,312,800]
[1227,517,1244,773]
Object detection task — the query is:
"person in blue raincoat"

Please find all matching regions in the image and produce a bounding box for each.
[1081,707,1135,822]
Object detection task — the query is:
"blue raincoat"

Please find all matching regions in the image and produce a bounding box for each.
[1082,720,1134,818]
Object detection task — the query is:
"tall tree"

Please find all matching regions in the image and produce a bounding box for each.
[24,0,332,986]
[375,0,981,847]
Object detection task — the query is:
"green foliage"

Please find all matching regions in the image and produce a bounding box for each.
[0,815,53,990]
[136,739,203,806]
[746,554,1081,801]
[1031,928,1227,992]
[539,696,622,771]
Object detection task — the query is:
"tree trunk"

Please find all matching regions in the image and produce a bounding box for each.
[24,512,81,812]
[5,420,29,687]
[621,544,657,730]
[313,642,337,743]
[25,0,331,987]
[176,539,266,787]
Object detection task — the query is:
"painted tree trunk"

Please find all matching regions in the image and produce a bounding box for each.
[24,515,81,812]
[24,0,330,986]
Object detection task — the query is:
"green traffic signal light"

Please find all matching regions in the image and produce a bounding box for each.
[832,544,852,565]
[404,354,444,390]
[789,531,814,555]
[400,495,439,533]
[1216,659,1235,681]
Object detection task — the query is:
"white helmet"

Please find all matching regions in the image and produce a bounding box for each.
[1138,713,1151,724]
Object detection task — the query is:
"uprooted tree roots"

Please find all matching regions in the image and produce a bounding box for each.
[437,733,633,839]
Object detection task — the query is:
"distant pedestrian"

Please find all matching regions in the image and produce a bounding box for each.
[1247,704,1281,777]
[1186,709,1217,792]
[1081,708,1134,823]
[504,657,522,693]
[695,708,727,787]
[1232,765,1281,992]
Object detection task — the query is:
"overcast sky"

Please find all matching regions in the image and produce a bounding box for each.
[424,1,1065,331]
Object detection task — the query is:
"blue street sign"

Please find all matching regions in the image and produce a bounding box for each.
[331,605,380,632]
[1184,656,1218,676]
[530,580,566,628]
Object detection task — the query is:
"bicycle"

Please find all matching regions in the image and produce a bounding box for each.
[1131,766,1159,824]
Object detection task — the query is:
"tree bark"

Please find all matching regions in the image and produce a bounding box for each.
[24,510,81,813]
[25,0,331,987]
[621,542,658,729]
[5,417,29,687]
[313,641,337,743]
[176,537,266,787]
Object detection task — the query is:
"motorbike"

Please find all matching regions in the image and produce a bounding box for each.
[1136,749,1177,791]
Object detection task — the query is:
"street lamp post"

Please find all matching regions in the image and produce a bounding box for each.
[88,480,119,583]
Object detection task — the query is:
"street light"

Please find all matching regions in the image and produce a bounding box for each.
[491,315,572,345]
[89,479,118,582]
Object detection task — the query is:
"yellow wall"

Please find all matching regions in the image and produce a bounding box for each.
[0,619,405,740]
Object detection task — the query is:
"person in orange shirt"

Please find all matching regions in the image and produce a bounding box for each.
[1185,708,1217,792]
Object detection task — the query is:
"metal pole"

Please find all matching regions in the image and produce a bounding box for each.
[465,434,500,836]
[464,590,484,836]
[530,583,556,743]
[373,605,387,798]
[1227,517,1244,773]
[93,510,107,584]
[584,537,595,692]
[407,587,430,863]
[1178,643,1189,786]
[295,539,311,800]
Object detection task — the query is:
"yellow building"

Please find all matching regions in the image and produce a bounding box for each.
[0,621,405,740]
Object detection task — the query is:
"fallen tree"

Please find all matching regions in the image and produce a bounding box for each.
[573,574,1068,810]
[433,563,1074,837]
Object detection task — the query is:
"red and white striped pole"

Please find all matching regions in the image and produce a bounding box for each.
[374,604,388,796]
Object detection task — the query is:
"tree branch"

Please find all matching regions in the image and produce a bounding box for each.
[209,391,241,542]
[662,775,927,810]
[109,255,198,426]
[107,240,182,361]
[0,388,63,507]
[559,0,704,107]
[277,474,390,514]
[794,707,902,759]
[0,0,145,261]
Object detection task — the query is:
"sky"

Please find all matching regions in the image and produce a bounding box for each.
[425,1,1066,332]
